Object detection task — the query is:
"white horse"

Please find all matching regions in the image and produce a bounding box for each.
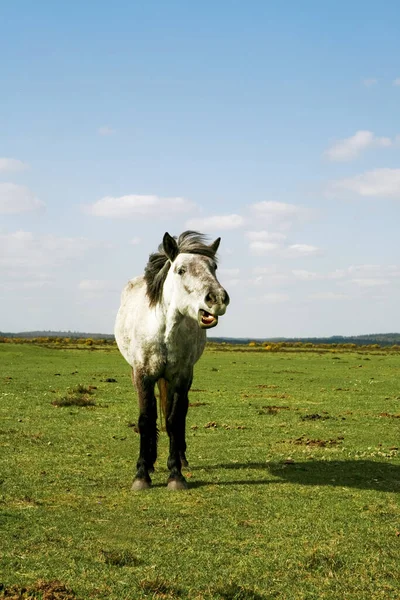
[115,231,230,490]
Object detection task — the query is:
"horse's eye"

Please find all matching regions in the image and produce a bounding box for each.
[177,266,186,276]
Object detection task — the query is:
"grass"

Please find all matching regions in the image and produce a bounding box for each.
[0,343,399,599]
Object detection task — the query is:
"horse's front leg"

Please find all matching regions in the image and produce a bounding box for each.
[132,369,158,491]
[166,380,190,490]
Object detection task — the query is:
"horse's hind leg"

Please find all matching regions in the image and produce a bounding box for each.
[179,373,193,468]
[132,369,158,491]
[158,377,188,467]
[178,395,189,468]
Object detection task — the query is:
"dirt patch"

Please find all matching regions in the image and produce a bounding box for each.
[243,392,290,400]
[100,549,142,567]
[51,384,96,408]
[51,396,95,408]
[0,580,79,599]
[258,405,290,415]
[189,402,209,407]
[379,412,400,419]
[300,413,330,421]
[292,435,344,447]
[190,388,206,393]
[127,422,139,433]
[204,422,246,430]
[139,577,182,598]
[0,429,18,435]
[272,370,306,375]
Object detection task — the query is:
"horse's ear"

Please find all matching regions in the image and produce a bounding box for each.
[163,232,179,261]
[209,237,221,255]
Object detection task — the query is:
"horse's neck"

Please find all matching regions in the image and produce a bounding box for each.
[162,302,185,344]
[161,302,205,361]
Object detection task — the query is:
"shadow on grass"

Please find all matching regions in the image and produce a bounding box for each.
[187,460,400,492]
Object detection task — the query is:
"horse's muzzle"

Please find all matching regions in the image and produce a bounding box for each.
[198,309,219,329]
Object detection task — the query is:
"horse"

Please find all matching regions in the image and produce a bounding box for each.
[114,231,230,490]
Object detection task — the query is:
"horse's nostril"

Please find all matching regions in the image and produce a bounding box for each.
[205,292,216,307]
[206,290,229,307]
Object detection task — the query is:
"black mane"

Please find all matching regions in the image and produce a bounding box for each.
[144,231,218,306]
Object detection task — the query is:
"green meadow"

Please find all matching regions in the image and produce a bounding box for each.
[0,343,399,599]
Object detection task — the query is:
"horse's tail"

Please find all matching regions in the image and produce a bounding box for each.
[157,378,167,431]
[132,369,167,431]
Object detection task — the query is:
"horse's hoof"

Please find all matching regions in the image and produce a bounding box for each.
[131,478,151,491]
[167,478,188,491]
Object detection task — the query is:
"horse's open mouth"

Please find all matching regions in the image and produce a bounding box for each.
[198,309,219,329]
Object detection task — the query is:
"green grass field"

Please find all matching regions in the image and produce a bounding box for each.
[1,343,399,599]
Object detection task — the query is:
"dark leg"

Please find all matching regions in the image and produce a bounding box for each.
[132,369,158,490]
[179,372,192,468]
[166,380,190,490]
[179,391,189,468]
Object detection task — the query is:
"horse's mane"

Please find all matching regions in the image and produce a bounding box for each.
[144,231,218,307]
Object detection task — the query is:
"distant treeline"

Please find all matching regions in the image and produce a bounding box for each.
[0,330,115,340]
[1,331,400,347]
[209,333,400,347]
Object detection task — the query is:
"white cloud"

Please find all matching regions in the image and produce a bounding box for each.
[251,201,302,219]
[78,280,114,292]
[259,293,289,304]
[325,130,392,162]
[85,194,196,219]
[129,237,141,245]
[185,214,244,231]
[326,269,347,280]
[0,231,99,271]
[347,264,380,275]
[252,266,278,275]
[245,230,287,242]
[393,78,400,86]
[362,78,378,87]
[286,244,320,257]
[98,126,116,136]
[223,278,241,287]
[0,269,53,292]
[309,292,349,300]
[249,241,282,255]
[346,264,400,278]
[248,236,319,257]
[249,272,288,286]
[218,268,240,277]
[292,269,319,281]
[251,276,264,286]
[385,265,400,277]
[250,201,307,230]
[0,158,29,172]
[330,168,400,198]
[351,278,390,287]
[0,183,45,214]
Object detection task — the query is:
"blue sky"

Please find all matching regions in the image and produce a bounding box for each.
[1,1,400,337]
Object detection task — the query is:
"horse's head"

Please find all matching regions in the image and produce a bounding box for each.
[162,232,230,329]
